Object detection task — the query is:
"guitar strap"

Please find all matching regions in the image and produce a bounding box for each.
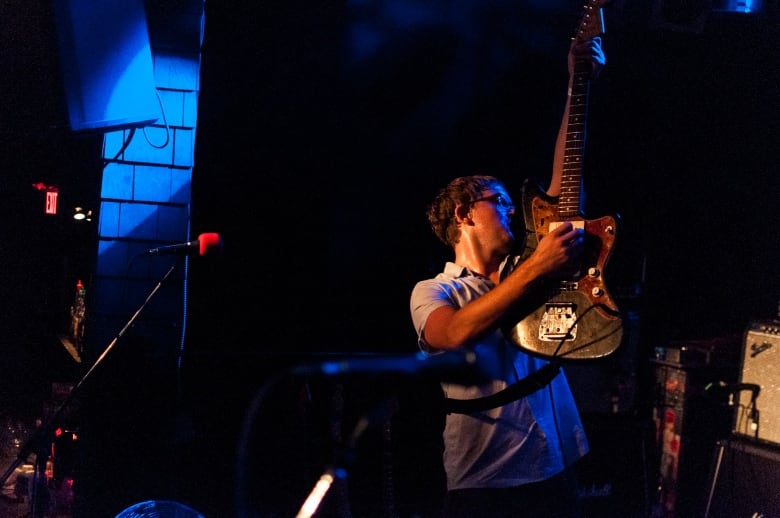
[442,361,560,415]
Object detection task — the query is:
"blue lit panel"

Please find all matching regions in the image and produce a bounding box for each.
[53,0,160,132]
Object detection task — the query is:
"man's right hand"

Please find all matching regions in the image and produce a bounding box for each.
[528,221,585,278]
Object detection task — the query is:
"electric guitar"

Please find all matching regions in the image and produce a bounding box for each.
[506,0,623,361]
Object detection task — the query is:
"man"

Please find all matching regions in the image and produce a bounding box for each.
[409,36,606,517]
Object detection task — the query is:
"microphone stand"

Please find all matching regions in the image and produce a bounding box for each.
[295,393,399,518]
[0,264,177,516]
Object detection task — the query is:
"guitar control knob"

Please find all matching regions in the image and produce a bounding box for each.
[587,267,600,278]
[592,287,604,297]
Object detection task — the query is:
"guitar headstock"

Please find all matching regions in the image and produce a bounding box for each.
[574,0,606,43]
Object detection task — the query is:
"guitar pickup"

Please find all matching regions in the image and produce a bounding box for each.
[549,220,585,231]
[538,302,577,341]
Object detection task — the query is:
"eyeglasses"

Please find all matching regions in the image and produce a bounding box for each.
[469,193,515,211]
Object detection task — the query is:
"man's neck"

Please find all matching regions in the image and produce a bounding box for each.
[453,248,503,283]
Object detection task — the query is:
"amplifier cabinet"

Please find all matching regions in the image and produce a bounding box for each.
[651,361,734,517]
[704,437,780,518]
[734,320,780,445]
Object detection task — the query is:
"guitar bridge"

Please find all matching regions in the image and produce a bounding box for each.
[538,303,577,341]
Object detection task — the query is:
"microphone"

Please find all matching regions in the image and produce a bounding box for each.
[292,349,491,384]
[146,232,223,256]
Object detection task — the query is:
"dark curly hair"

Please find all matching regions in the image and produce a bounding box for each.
[427,175,504,246]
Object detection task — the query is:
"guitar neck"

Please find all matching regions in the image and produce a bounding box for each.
[559,58,592,219]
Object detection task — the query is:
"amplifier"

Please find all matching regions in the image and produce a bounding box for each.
[704,437,780,518]
[733,320,780,445]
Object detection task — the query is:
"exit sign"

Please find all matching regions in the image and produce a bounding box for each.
[45,189,58,215]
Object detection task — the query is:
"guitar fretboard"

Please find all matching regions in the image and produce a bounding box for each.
[560,58,591,219]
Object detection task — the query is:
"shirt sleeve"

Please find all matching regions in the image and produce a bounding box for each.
[409,278,454,354]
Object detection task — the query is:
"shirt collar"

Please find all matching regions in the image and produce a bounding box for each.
[443,259,512,280]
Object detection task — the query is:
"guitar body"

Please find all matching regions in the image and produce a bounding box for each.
[505,179,623,360]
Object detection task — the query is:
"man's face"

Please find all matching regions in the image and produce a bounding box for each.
[466,186,516,254]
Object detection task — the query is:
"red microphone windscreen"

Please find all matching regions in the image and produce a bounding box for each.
[198,233,223,256]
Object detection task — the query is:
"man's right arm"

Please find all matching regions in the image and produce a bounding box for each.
[421,222,583,352]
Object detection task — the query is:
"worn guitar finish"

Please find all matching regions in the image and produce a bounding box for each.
[506,0,623,361]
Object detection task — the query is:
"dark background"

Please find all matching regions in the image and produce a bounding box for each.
[186,1,780,356]
[1,1,779,516]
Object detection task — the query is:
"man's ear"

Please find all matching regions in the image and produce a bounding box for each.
[454,203,472,224]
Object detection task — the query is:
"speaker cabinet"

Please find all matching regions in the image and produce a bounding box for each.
[704,437,780,517]
[53,0,160,132]
[733,320,780,445]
